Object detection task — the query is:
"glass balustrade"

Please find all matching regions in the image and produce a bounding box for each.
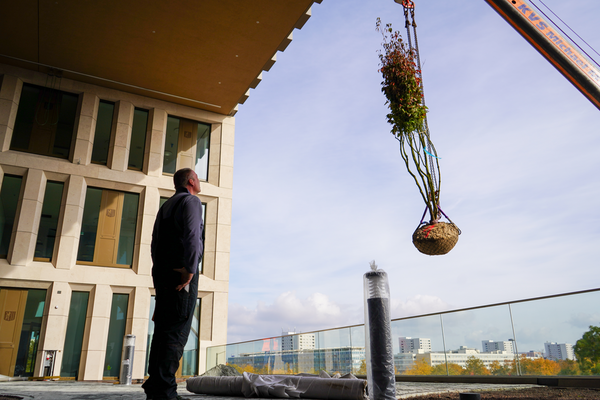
[208,289,600,377]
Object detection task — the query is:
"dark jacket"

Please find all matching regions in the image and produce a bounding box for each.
[151,187,204,287]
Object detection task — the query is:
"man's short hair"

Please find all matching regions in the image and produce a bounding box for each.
[173,168,195,189]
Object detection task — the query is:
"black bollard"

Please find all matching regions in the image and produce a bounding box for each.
[364,261,396,400]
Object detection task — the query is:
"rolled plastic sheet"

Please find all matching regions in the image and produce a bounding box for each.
[363,267,396,400]
[186,372,368,400]
[186,375,244,396]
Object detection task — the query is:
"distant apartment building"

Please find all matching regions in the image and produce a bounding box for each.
[395,337,432,373]
[399,337,432,354]
[482,339,515,353]
[394,353,418,373]
[419,346,516,370]
[522,350,543,358]
[228,347,365,375]
[544,342,575,360]
[281,332,315,351]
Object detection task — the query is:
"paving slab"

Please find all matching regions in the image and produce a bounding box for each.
[0,380,538,400]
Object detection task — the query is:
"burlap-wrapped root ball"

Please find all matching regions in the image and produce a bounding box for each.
[412,222,459,255]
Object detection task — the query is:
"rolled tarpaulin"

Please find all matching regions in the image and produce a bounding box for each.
[186,375,244,396]
[186,372,368,400]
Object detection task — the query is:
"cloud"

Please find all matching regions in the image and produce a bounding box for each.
[227,291,350,343]
[390,295,452,319]
[228,291,456,343]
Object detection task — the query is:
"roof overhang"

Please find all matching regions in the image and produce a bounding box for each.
[0,0,321,116]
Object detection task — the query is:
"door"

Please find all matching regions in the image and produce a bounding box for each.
[0,289,28,376]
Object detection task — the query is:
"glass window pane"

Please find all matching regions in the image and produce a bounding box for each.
[0,175,23,257]
[61,291,89,378]
[194,122,210,181]
[163,116,180,174]
[76,187,103,262]
[116,192,139,266]
[199,202,205,274]
[145,295,155,377]
[10,85,38,150]
[14,289,46,377]
[11,83,78,159]
[104,293,129,377]
[52,91,78,158]
[91,101,115,164]
[128,108,148,170]
[181,298,201,376]
[34,181,64,260]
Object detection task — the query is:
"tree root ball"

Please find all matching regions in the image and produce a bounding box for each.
[412,222,459,255]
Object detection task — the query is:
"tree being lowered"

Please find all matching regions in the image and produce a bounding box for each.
[377,1,459,255]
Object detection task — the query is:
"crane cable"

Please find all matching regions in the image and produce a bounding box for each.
[402,1,441,216]
[400,1,459,231]
[530,0,600,69]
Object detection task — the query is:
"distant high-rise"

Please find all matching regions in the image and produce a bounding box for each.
[482,339,515,353]
[544,342,574,360]
[281,331,316,351]
[399,337,432,354]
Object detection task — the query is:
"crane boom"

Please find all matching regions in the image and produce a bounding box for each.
[485,0,600,110]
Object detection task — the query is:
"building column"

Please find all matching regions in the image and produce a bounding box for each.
[133,187,159,276]
[130,286,151,380]
[146,108,166,177]
[0,75,22,152]
[8,169,46,266]
[34,282,72,377]
[217,118,235,189]
[198,291,228,375]
[79,284,112,381]
[108,101,134,172]
[214,197,232,283]
[72,92,100,166]
[54,175,86,269]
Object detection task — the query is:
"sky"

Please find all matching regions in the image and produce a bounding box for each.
[225,0,600,345]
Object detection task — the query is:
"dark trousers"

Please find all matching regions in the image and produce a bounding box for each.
[143,272,198,400]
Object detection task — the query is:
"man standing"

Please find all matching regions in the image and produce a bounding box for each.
[143,168,204,400]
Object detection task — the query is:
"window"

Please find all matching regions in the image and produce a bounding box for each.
[13,289,46,377]
[61,291,89,378]
[91,101,115,165]
[145,296,200,377]
[77,188,139,267]
[11,83,79,159]
[0,175,23,258]
[128,108,148,170]
[162,116,210,180]
[104,293,128,378]
[181,298,201,376]
[34,181,64,261]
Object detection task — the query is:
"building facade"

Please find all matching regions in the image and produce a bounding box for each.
[418,347,517,370]
[228,346,366,375]
[544,342,575,361]
[0,67,233,380]
[0,0,320,381]
[281,332,316,351]
[399,337,432,354]
[481,339,515,353]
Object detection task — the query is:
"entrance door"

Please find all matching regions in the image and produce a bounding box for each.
[0,289,28,376]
